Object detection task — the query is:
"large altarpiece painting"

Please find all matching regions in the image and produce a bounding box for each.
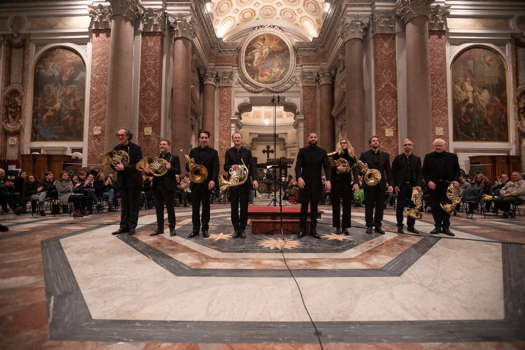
[451,46,508,142]
[31,47,85,141]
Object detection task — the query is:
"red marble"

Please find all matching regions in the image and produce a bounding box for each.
[218,86,232,164]
[374,34,399,157]
[248,205,323,234]
[302,86,317,145]
[87,31,111,165]
[428,31,449,143]
[138,33,163,156]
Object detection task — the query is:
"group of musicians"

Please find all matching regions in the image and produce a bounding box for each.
[109,128,460,239]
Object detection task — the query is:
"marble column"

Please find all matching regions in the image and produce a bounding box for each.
[319,69,334,150]
[293,113,305,149]
[342,15,369,153]
[104,0,142,151]
[396,0,433,154]
[87,4,112,165]
[372,13,399,157]
[202,70,217,146]
[138,8,165,157]
[169,15,194,161]
[301,70,318,145]
[217,71,234,164]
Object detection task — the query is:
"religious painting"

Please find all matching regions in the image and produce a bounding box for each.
[241,31,294,88]
[451,46,508,142]
[31,47,85,141]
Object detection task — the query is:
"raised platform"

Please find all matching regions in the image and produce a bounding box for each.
[247,205,323,234]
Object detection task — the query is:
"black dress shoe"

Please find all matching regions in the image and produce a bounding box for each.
[335,227,341,234]
[0,224,8,232]
[128,228,136,235]
[430,227,441,234]
[311,232,322,239]
[112,228,128,235]
[202,229,209,238]
[188,231,199,238]
[407,226,419,234]
[397,226,404,234]
[342,228,350,235]
[169,228,176,236]
[240,229,246,239]
[232,229,241,239]
[150,229,163,236]
[441,226,455,236]
[298,231,305,239]
[375,227,385,234]
[366,227,373,234]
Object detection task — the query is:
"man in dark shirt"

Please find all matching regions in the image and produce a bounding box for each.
[187,130,219,238]
[330,138,360,235]
[149,139,181,237]
[295,133,331,239]
[422,138,460,236]
[391,138,423,234]
[111,128,143,236]
[224,133,258,238]
[359,136,393,234]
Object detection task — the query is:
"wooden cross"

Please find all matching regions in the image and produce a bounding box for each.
[262,145,274,162]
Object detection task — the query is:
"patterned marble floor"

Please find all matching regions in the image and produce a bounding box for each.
[1,205,524,349]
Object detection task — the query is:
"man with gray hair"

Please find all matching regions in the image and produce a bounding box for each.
[422,138,460,236]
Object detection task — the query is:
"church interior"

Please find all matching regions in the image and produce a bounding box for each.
[1,0,525,348]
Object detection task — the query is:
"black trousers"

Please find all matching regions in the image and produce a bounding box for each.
[494,196,524,212]
[230,186,249,231]
[153,188,175,229]
[332,187,352,228]
[192,185,211,232]
[120,187,141,230]
[364,185,385,228]
[300,200,319,230]
[396,182,415,228]
[429,182,450,228]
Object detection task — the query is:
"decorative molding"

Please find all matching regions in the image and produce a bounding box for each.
[372,13,397,35]
[142,8,165,33]
[318,70,332,86]
[218,71,234,87]
[202,70,218,86]
[395,0,432,25]
[168,14,195,41]
[428,4,450,32]
[340,15,370,42]
[301,70,318,87]
[89,4,112,30]
[109,0,143,23]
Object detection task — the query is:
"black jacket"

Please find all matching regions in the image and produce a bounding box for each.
[152,152,181,191]
[187,146,220,189]
[329,150,359,190]
[422,151,460,184]
[391,153,423,187]
[295,144,330,202]
[224,146,257,188]
[113,142,143,189]
[359,149,392,188]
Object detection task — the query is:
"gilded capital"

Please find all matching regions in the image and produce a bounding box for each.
[203,70,218,86]
[168,15,195,41]
[318,70,333,86]
[395,0,433,25]
[142,8,165,32]
[109,0,143,23]
[89,4,112,30]
[372,13,396,35]
[428,4,450,31]
[218,71,234,87]
[340,15,370,42]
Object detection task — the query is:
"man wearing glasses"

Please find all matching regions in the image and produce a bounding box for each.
[391,138,423,234]
[112,129,143,235]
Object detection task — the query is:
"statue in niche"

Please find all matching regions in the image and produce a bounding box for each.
[2,88,23,134]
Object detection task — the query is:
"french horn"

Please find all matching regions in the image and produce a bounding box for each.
[405,187,423,219]
[327,151,351,174]
[440,183,462,215]
[355,159,382,186]
[185,154,208,184]
[102,150,129,167]
[219,159,249,192]
[136,157,169,177]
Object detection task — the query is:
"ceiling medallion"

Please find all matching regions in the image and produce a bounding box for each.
[239,27,296,92]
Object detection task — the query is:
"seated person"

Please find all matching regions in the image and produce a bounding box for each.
[463,183,482,215]
[493,171,525,218]
[95,171,116,211]
[23,175,46,216]
[55,171,84,217]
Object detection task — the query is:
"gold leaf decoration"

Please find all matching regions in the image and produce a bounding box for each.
[208,233,233,241]
[322,233,352,241]
[258,238,300,250]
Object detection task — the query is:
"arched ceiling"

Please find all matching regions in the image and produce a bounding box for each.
[207,0,329,42]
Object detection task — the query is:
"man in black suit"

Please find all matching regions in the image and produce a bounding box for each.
[112,128,143,235]
[330,138,360,235]
[423,138,460,236]
[392,138,423,234]
[224,133,258,239]
[359,136,393,234]
[149,139,181,237]
[295,132,331,239]
[187,130,219,238]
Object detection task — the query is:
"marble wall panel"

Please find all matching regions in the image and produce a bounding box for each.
[302,85,317,145]
[218,86,232,164]
[428,32,449,144]
[138,33,163,157]
[374,34,398,156]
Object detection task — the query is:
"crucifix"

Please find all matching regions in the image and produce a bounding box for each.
[262,145,274,162]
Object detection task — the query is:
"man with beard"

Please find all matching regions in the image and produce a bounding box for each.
[359,136,393,234]
[295,133,331,239]
[422,138,460,236]
[187,130,219,238]
[149,139,181,237]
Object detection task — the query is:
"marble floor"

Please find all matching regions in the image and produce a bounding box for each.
[1,204,524,349]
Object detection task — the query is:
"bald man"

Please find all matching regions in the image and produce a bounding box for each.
[422,138,460,236]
